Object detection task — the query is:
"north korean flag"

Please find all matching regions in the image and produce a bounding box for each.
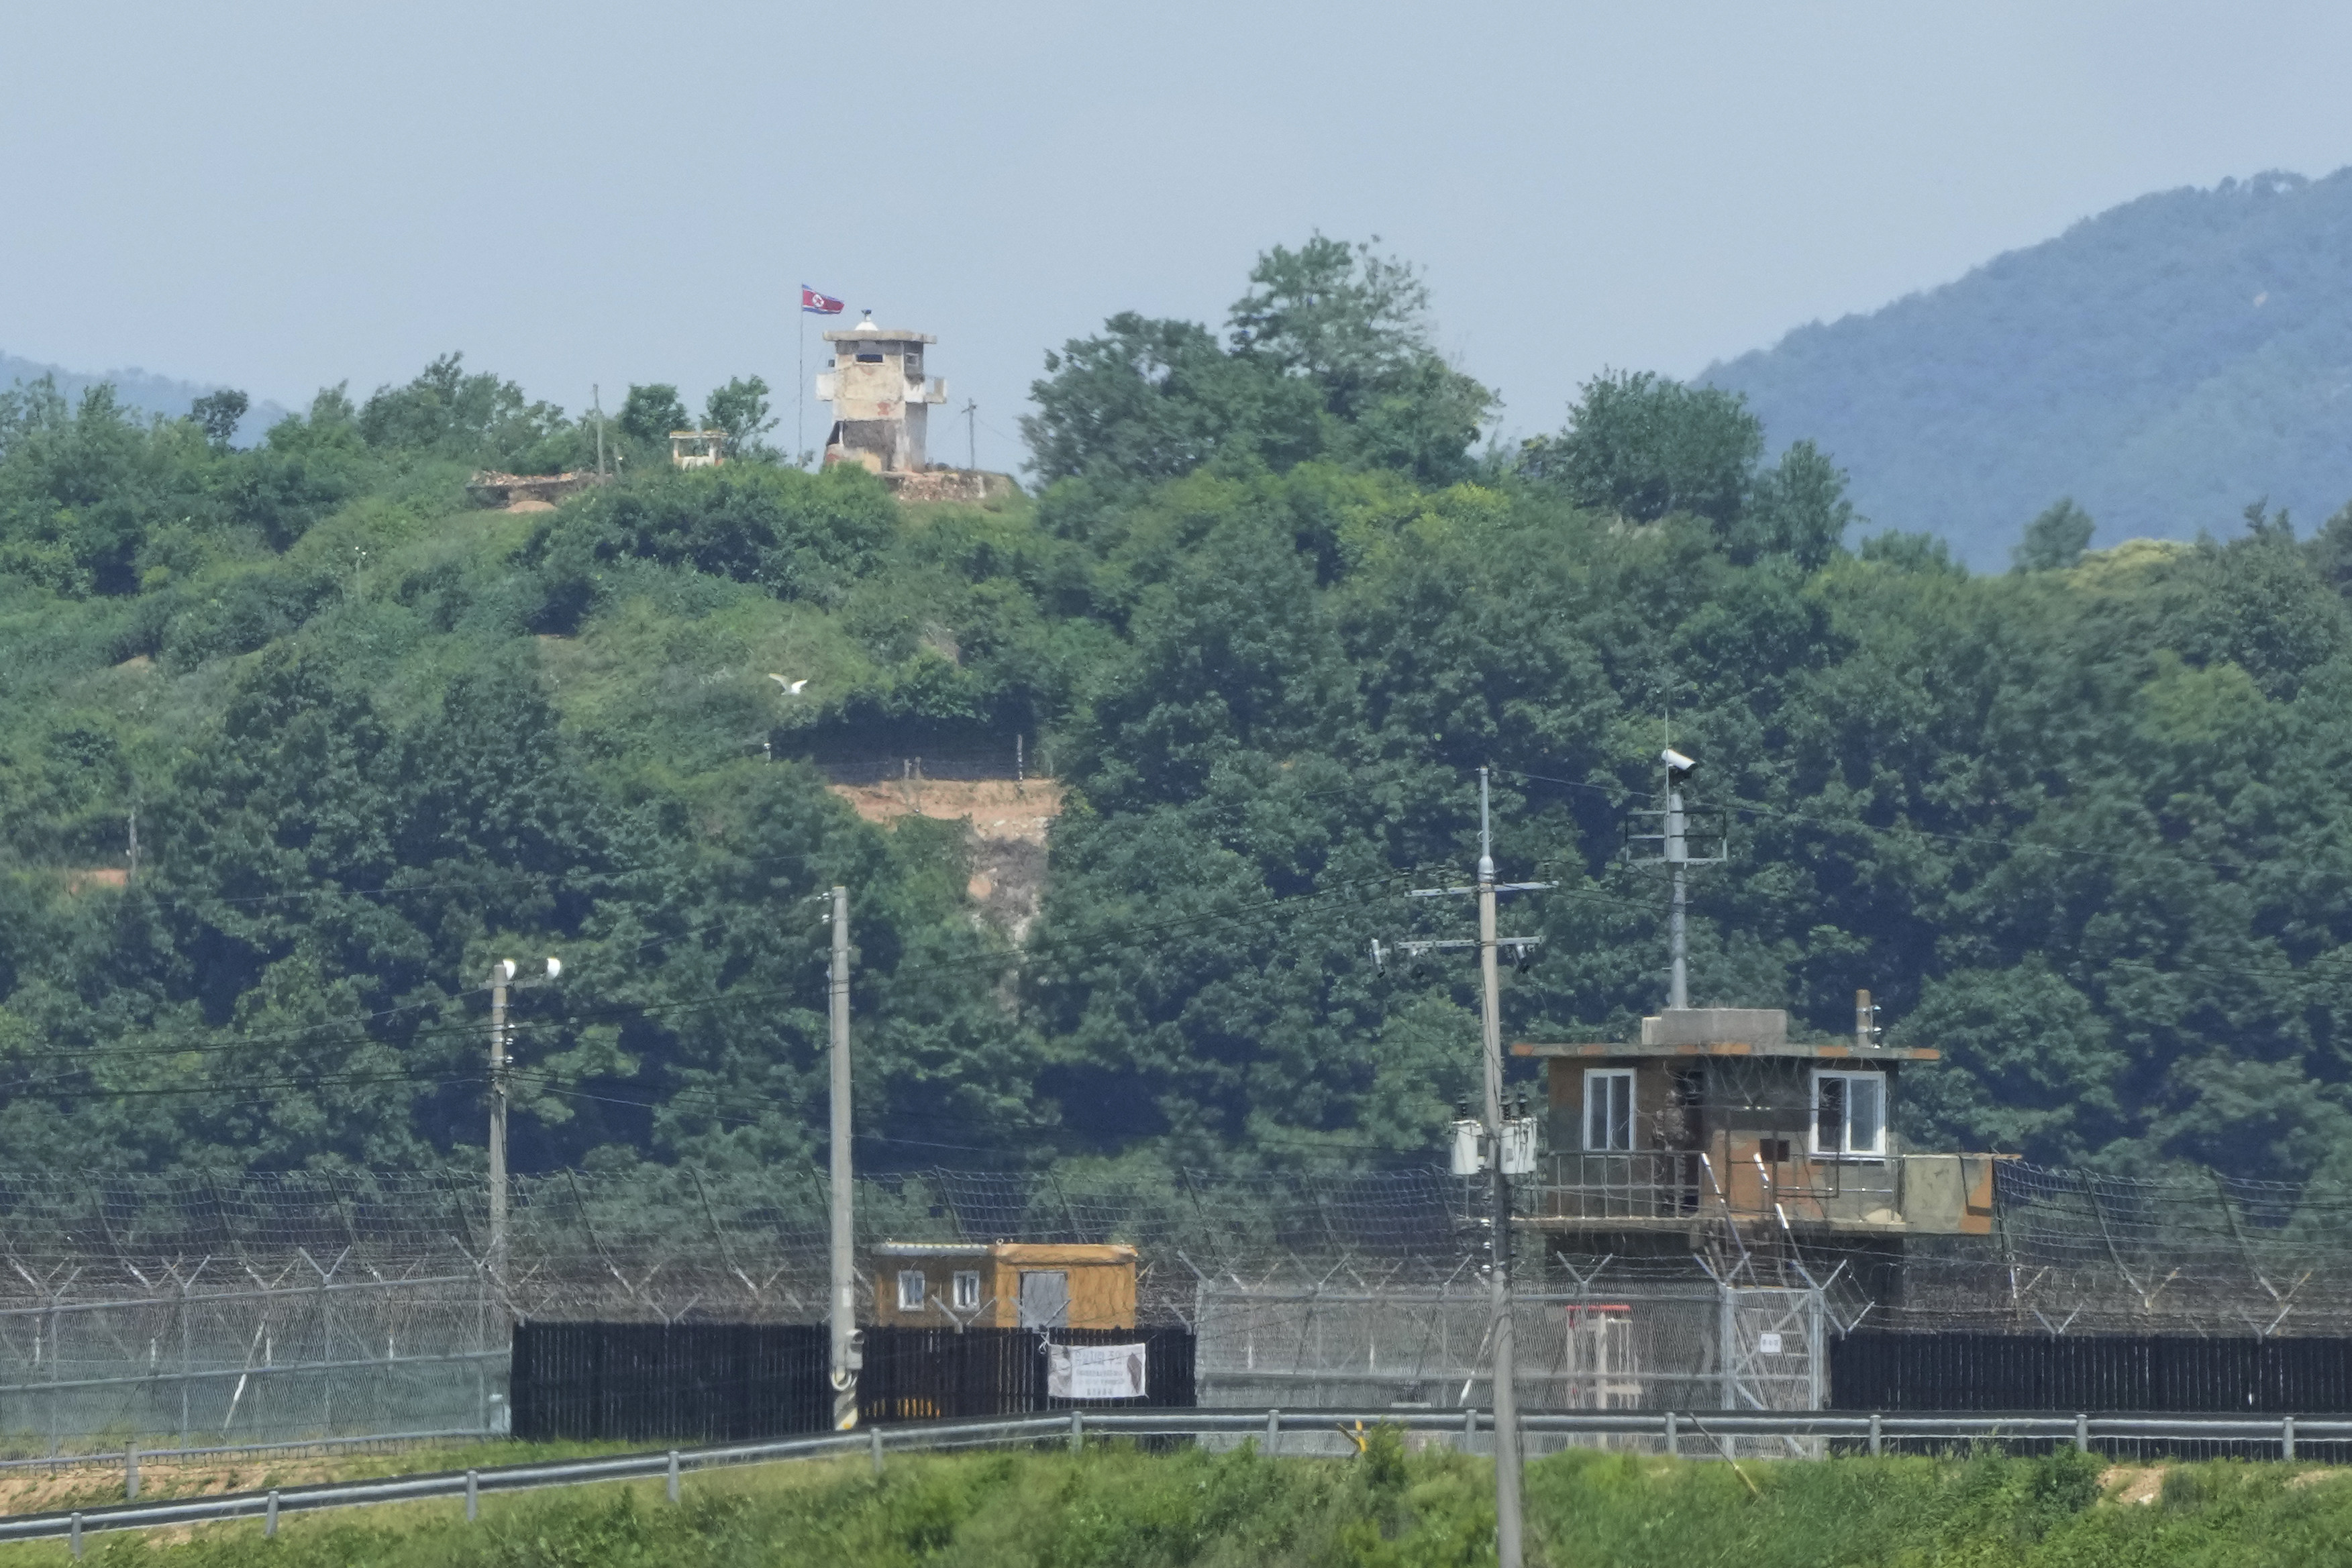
[801,286,846,315]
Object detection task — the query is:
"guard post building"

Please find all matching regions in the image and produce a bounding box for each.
[815,313,948,474]
[1513,1002,1998,1295]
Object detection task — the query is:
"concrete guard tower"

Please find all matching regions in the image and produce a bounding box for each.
[815,313,948,473]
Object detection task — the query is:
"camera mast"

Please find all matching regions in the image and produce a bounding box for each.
[1631,749,1725,1008]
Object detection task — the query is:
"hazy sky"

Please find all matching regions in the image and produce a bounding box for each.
[10,1,2352,474]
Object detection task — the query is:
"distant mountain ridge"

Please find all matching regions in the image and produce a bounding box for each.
[1702,169,2352,569]
[0,352,290,447]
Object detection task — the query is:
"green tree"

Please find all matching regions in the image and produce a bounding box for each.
[1520,370,1762,527]
[703,376,776,460]
[618,383,689,451]
[1897,963,2125,1161]
[225,395,372,551]
[0,382,210,596]
[2303,498,2352,594]
[2012,498,2096,571]
[358,352,572,469]
[1022,315,1321,486]
[189,388,248,452]
[1857,528,1963,574]
[1732,439,1853,569]
[523,464,896,628]
[1228,236,1494,482]
[1024,238,1492,490]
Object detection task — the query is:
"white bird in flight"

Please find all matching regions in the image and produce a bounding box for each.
[769,674,809,694]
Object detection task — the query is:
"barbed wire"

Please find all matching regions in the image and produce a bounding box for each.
[0,1160,2343,1334]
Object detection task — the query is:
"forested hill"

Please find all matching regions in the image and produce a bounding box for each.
[1703,168,2352,568]
[0,352,286,447]
[10,236,2352,1194]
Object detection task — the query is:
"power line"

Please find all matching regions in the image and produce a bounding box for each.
[0,860,1449,1085]
[1500,764,2263,877]
[21,757,2352,1109]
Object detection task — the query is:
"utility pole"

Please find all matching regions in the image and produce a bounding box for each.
[960,399,976,472]
[485,957,561,1292]
[487,962,512,1289]
[828,885,860,1429]
[593,384,607,478]
[1377,768,1548,1568]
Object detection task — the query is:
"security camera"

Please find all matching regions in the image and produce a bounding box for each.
[1661,747,1697,782]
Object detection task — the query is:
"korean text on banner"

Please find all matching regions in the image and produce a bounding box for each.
[1046,1343,1148,1400]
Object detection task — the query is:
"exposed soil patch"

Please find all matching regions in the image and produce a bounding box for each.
[827,777,1062,941]
[0,1452,354,1516]
[827,776,1062,843]
[2101,1464,2166,1504]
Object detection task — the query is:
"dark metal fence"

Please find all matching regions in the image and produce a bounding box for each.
[1831,1332,2352,1412]
[1830,1332,2352,1457]
[511,1324,829,1444]
[513,1324,1193,1443]
[863,1327,1194,1422]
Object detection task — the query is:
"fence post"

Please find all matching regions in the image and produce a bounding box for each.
[1266,1408,1281,1455]
[2074,1414,2089,1455]
[870,1426,884,1477]
[1869,1412,1882,1457]
[178,1275,190,1448]
[1463,1407,1476,1453]
[125,1441,138,1501]
[2284,1416,2296,1462]
[68,1512,81,1559]
[1664,1411,1678,1458]
[1069,1410,1084,1453]
[466,1469,478,1522]
[666,1450,680,1504]
[1719,1279,1736,1410]
[265,1489,279,1538]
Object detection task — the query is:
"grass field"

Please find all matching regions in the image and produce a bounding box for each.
[5,1431,2352,1565]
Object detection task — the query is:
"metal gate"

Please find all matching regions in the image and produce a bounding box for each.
[1192,1276,1823,1452]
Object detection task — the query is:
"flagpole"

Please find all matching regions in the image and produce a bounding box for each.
[797,293,806,469]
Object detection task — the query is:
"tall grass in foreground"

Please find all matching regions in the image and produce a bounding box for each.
[29,1432,2352,1566]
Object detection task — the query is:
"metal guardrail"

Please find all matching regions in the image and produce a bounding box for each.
[10,1408,2352,1551]
[0,1428,491,1476]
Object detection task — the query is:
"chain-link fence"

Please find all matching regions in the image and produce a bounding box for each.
[2,1157,2351,1451]
[1192,1273,1824,1457]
